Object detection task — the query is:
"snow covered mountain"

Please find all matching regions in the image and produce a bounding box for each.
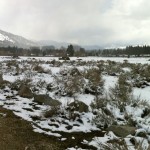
[0,29,37,48]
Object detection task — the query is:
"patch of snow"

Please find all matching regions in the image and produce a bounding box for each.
[133,87,150,103]
[88,131,118,149]
[61,138,67,141]
[103,75,118,92]
[32,125,61,137]
[76,94,95,106]
[122,67,131,72]
[0,33,14,43]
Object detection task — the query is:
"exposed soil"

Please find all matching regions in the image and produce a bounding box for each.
[0,107,62,150]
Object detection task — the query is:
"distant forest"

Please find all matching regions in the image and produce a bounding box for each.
[99,45,150,57]
[0,45,150,57]
[87,45,150,57]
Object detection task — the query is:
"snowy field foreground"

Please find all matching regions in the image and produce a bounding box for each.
[0,56,150,150]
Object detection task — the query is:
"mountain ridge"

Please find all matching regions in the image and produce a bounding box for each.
[0,29,37,48]
[0,29,104,50]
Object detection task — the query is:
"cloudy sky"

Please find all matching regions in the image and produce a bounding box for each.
[0,0,150,47]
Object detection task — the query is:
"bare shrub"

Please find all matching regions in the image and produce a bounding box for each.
[109,74,132,112]
[135,139,150,150]
[99,141,150,150]
[84,68,104,95]
[36,79,47,89]
[15,64,20,75]
[104,60,122,74]
[131,63,143,76]
[97,141,128,150]
[6,60,17,67]
[33,65,45,73]
[139,64,150,82]
[92,109,114,129]
[91,94,115,129]
[130,64,150,88]
[94,123,150,150]
[137,99,150,107]
[24,70,36,79]
[90,95,109,110]
[97,62,105,72]
[124,113,137,127]
[55,67,85,97]
[11,76,32,91]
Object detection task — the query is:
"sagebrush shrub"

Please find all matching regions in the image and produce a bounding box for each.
[109,74,132,111]
[84,68,104,95]
[33,65,45,73]
[55,67,85,97]
[92,109,114,129]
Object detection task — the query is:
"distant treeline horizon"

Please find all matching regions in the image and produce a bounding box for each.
[101,45,150,57]
[0,45,150,57]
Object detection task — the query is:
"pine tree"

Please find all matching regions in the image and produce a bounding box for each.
[66,44,74,56]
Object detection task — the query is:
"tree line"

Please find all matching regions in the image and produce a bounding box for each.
[0,44,86,57]
[87,45,150,57]
[0,45,150,57]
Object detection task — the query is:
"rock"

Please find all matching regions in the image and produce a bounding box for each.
[77,118,83,124]
[34,94,61,106]
[103,108,112,116]
[135,81,149,88]
[107,125,136,138]
[69,101,88,113]
[135,129,147,138]
[85,87,96,95]
[109,72,117,76]
[18,85,33,98]
[77,58,82,61]
[0,74,3,83]
[46,83,53,91]
[48,123,59,128]
[141,108,150,118]
[143,81,149,86]
[130,137,137,146]
[59,56,70,60]
[66,125,73,130]
[117,118,125,122]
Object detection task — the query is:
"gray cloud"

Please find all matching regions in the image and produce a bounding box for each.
[0,0,150,47]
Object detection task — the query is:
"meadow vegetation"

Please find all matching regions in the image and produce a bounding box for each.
[0,57,150,149]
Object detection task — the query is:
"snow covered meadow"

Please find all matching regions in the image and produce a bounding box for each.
[0,56,150,150]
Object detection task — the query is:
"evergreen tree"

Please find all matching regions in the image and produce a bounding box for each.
[66,44,74,56]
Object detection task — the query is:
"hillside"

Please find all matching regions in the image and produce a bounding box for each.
[0,29,37,48]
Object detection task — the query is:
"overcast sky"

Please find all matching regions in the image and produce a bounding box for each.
[0,0,150,46]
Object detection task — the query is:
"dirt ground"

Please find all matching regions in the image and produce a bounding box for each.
[0,107,64,150]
